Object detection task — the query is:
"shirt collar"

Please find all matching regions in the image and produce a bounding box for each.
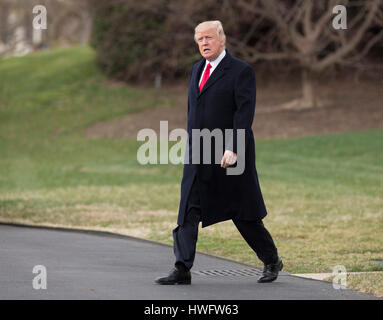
[206,49,226,69]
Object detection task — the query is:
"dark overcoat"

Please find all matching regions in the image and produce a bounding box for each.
[177,50,267,228]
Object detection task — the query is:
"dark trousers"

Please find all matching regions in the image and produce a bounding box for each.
[173,175,279,270]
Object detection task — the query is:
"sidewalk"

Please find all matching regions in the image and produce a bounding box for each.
[0,223,379,300]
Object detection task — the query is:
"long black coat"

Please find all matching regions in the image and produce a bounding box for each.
[177,51,267,228]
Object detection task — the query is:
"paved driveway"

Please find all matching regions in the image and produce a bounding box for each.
[0,224,379,300]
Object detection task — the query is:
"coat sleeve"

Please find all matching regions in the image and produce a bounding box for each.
[186,65,196,164]
[228,65,256,154]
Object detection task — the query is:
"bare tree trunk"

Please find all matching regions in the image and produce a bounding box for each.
[279,67,322,111]
[0,3,10,43]
[301,67,316,108]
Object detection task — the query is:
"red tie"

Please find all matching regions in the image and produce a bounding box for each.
[199,63,212,92]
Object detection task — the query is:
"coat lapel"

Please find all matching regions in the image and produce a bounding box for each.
[194,59,205,96]
[198,51,232,99]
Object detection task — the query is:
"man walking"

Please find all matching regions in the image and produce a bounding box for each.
[155,20,282,285]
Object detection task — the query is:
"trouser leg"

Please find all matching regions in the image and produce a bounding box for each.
[232,218,279,265]
[173,207,201,270]
[173,175,201,270]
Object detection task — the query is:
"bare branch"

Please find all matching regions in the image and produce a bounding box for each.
[315,0,381,71]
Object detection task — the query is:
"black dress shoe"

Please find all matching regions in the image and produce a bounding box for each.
[257,257,283,283]
[155,267,191,285]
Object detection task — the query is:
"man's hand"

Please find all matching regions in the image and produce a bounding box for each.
[220,150,237,168]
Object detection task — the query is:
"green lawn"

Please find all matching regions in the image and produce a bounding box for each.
[1,46,382,294]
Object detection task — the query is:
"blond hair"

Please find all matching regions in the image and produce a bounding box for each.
[194,20,226,45]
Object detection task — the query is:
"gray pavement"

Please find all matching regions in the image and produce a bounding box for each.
[0,223,379,300]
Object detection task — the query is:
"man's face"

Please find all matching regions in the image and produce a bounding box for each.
[195,28,224,61]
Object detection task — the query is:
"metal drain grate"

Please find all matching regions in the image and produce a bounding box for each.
[193,268,262,277]
[372,260,383,266]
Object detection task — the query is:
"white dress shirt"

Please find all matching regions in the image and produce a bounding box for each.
[198,49,226,86]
